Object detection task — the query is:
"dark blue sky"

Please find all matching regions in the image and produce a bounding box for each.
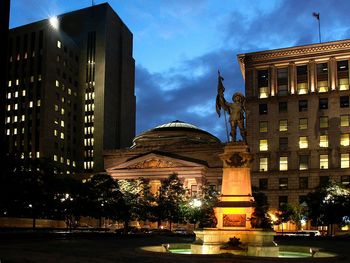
[10,0,350,141]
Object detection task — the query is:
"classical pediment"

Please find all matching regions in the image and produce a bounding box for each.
[107,153,205,171]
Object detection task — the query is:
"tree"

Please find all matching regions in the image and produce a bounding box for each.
[251,190,272,230]
[153,173,186,229]
[305,181,350,235]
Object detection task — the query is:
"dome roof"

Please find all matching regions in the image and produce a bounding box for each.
[132,120,221,147]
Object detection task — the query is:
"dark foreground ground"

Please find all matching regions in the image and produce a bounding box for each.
[0,231,349,263]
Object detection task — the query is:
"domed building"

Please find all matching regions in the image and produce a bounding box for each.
[104,120,224,194]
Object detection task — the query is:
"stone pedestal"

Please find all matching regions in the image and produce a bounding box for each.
[191,142,278,257]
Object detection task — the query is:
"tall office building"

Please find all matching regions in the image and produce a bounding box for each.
[5,3,135,174]
[238,40,350,211]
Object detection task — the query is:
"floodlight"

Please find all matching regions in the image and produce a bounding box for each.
[49,16,59,30]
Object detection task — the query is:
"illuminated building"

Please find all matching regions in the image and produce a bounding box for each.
[238,40,350,215]
[5,3,135,174]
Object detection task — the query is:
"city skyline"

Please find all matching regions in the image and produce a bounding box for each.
[9,0,350,141]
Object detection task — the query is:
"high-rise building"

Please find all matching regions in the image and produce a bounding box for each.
[238,40,350,212]
[5,3,135,174]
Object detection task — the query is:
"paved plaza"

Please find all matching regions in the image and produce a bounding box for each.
[0,232,349,263]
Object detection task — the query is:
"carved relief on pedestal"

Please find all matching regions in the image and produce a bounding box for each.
[222,152,253,168]
[127,158,178,169]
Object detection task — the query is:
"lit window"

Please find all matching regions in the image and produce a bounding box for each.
[318,80,328,92]
[29,101,33,108]
[279,120,288,132]
[299,118,308,130]
[60,132,64,139]
[60,157,64,163]
[13,128,17,135]
[341,153,349,168]
[8,80,12,87]
[13,116,18,122]
[297,83,308,94]
[320,116,328,128]
[6,117,10,123]
[61,120,64,127]
[67,159,70,165]
[341,115,349,127]
[259,87,269,98]
[7,105,10,111]
[54,155,58,161]
[22,90,26,96]
[299,136,308,149]
[259,139,268,151]
[57,40,61,48]
[21,115,25,121]
[38,75,42,81]
[341,134,350,146]
[37,100,41,107]
[72,161,76,167]
[54,105,58,111]
[259,157,268,171]
[320,135,328,147]
[55,80,59,87]
[7,92,11,99]
[279,178,288,189]
[30,76,34,82]
[61,108,65,115]
[6,129,10,135]
[320,155,328,169]
[339,78,349,90]
[54,129,58,136]
[279,156,288,171]
[15,79,19,85]
[36,152,40,158]
[68,88,71,95]
[14,91,18,98]
[14,104,18,110]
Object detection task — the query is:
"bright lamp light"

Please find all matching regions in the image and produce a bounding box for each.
[49,16,59,29]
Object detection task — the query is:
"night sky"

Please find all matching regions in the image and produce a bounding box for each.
[9,0,350,141]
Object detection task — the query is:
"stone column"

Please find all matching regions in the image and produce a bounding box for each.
[289,62,296,94]
[269,65,276,96]
[329,57,337,91]
[309,59,316,93]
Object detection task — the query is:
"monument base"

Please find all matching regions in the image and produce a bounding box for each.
[192,228,278,256]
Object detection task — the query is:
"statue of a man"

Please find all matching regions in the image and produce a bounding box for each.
[216,72,247,143]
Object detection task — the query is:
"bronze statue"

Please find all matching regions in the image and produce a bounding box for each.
[216,71,247,143]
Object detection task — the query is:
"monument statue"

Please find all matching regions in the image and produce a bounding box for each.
[216,71,247,143]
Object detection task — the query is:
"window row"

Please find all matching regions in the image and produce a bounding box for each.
[258,60,350,99]
[259,153,350,171]
[259,134,349,151]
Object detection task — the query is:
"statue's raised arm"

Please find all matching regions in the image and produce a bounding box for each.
[215,71,247,143]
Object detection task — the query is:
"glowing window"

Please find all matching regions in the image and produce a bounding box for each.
[320,116,328,128]
[320,135,328,147]
[15,79,19,85]
[61,108,65,115]
[14,91,18,98]
[21,115,25,121]
[6,129,10,135]
[60,157,64,163]
[339,78,349,90]
[259,157,268,171]
[13,128,17,135]
[320,155,328,169]
[279,156,288,171]
[54,105,58,111]
[6,105,10,111]
[8,80,12,87]
[72,161,76,167]
[259,87,269,99]
[297,83,308,94]
[13,116,17,122]
[341,153,349,168]
[68,88,71,95]
[7,93,11,99]
[55,80,59,87]
[36,152,40,158]
[259,139,268,151]
[22,90,26,96]
[14,104,18,110]
[60,132,64,139]
[299,118,308,130]
[6,117,10,123]
[279,120,288,132]
[61,120,64,127]
[57,40,61,48]
[341,134,349,147]
[54,130,58,136]
[341,115,349,127]
[30,76,34,82]
[299,136,308,149]
[29,101,33,108]
[318,80,328,92]
[37,100,41,107]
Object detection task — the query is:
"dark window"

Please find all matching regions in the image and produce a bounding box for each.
[299,100,308,111]
[277,68,288,96]
[259,104,268,115]
[319,176,330,187]
[299,155,309,170]
[258,70,269,87]
[340,96,349,108]
[279,178,288,189]
[337,60,348,71]
[319,98,328,109]
[297,65,307,76]
[259,178,268,190]
[278,196,288,209]
[279,101,288,113]
[341,176,350,187]
[317,63,328,75]
[299,177,309,189]
[279,137,288,151]
[299,195,307,204]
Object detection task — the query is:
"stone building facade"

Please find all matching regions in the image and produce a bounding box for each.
[238,40,350,212]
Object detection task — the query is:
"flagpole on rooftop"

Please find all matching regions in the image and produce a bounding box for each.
[313,12,321,43]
